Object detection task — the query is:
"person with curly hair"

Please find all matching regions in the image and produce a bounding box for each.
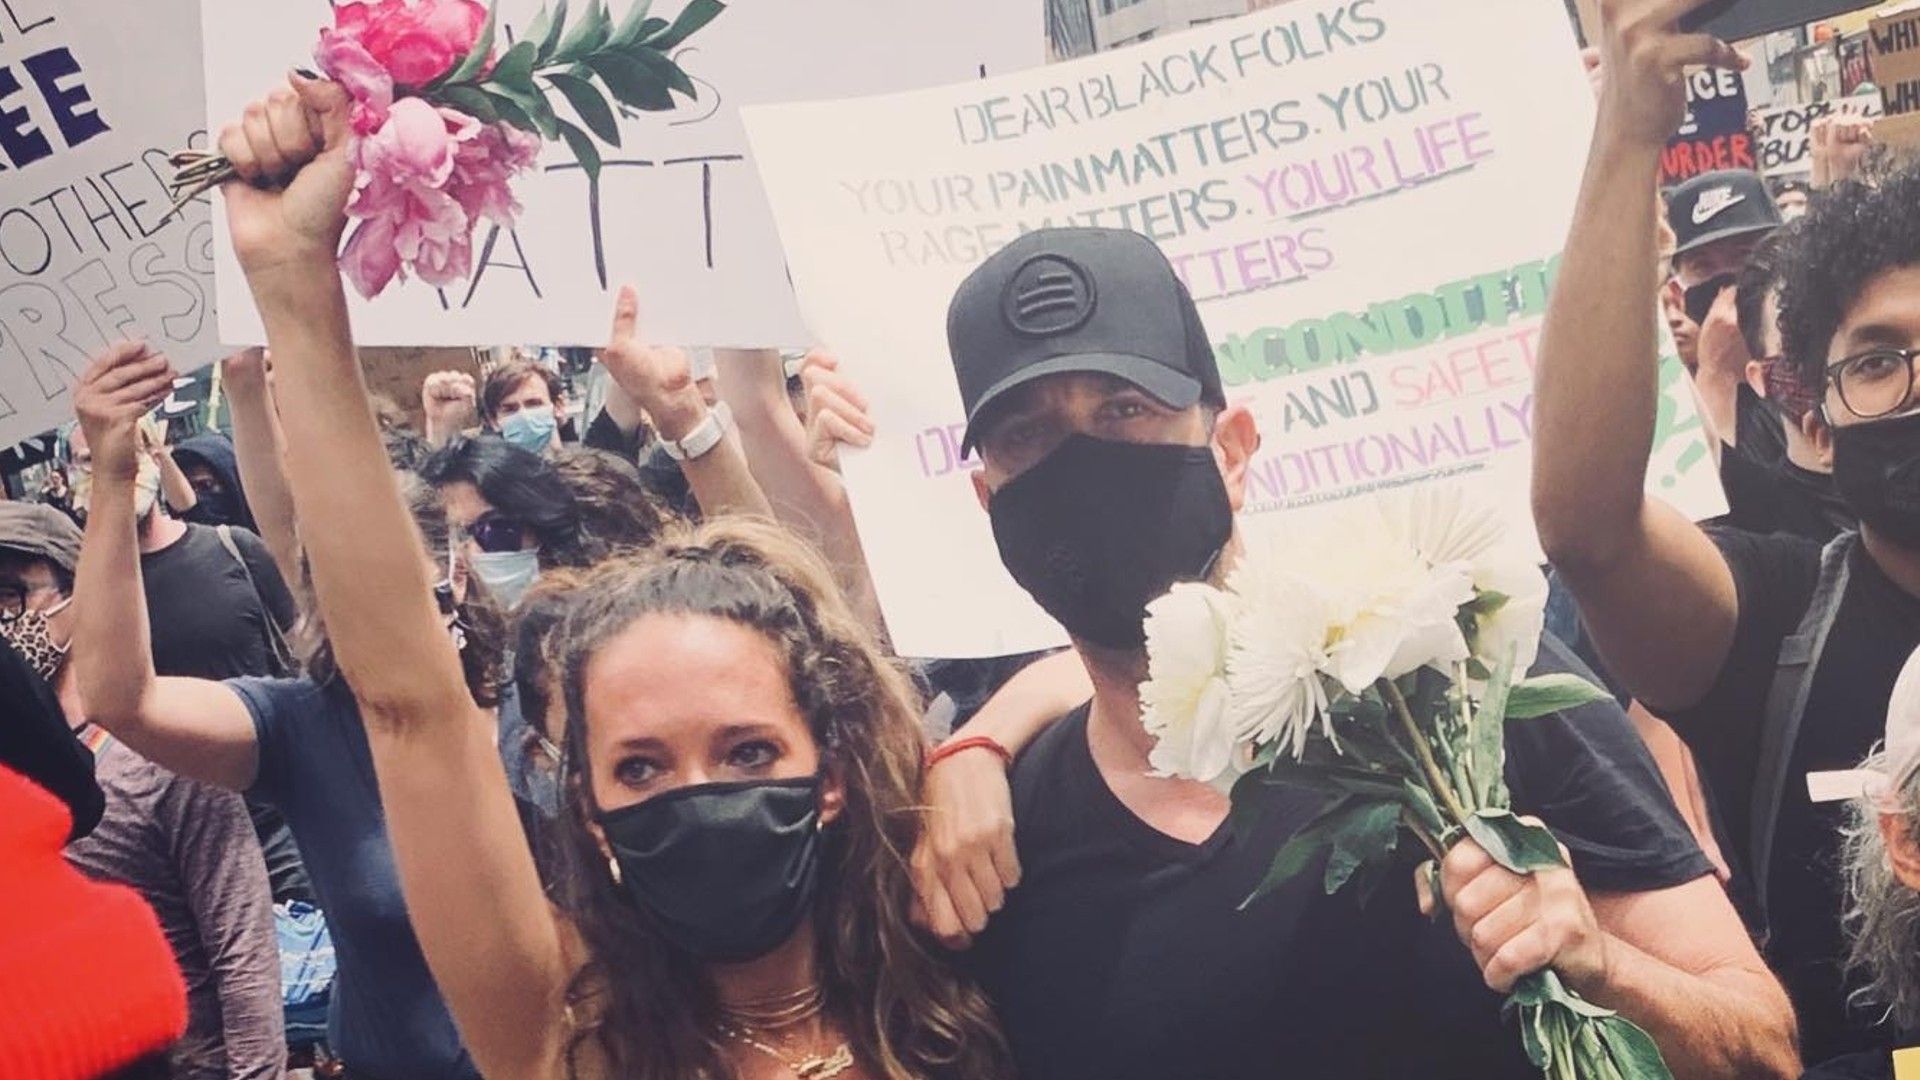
[207,77,1013,1080]
[1533,4,1920,1061]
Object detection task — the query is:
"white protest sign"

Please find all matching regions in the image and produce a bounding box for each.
[745,0,1726,659]
[1755,94,1886,178]
[201,0,1041,350]
[0,0,219,451]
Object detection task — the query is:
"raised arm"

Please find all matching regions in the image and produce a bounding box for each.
[715,348,881,626]
[151,437,199,519]
[1531,0,1742,713]
[217,77,570,1079]
[599,287,773,519]
[222,348,303,585]
[70,343,262,791]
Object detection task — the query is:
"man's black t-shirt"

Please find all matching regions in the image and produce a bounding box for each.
[967,635,1710,1080]
[142,523,297,681]
[142,523,313,902]
[1670,529,1920,1060]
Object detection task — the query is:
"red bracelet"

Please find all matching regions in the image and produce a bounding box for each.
[926,735,1014,770]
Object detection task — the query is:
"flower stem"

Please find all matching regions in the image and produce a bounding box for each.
[1403,814,1447,863]
[1383,679,1471,829]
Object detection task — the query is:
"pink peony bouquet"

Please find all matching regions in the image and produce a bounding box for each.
[172,0,725,297]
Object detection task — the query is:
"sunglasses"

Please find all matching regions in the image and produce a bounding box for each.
[1682,273,1737,327]
[466,513,528,554]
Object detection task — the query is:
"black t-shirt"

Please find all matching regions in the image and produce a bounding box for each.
[967,634,1710,1080]
[1671,528,1920,1060]
[1716,387,1851,544]
[142,523,297,681]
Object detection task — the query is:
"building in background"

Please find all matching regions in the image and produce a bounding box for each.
[1047,0,1249,57]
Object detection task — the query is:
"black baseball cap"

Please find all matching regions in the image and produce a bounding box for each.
[947,228,1225,455]
[1667,169,1782,258]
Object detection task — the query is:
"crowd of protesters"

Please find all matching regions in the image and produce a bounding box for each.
[11,1,1920,1078]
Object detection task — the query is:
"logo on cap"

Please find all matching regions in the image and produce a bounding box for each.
[1002,254,1097,337]
[1691,186,1746,226]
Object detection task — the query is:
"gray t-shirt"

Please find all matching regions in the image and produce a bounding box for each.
[65,733,286,1080]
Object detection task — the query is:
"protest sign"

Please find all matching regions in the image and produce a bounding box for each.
[0,0,220,451]
[201,0,1040,350]
[1680,0,1870,45]
[1756,94,1886,177]
[745,0,1727,659]
[1661,66,1753,186]
[1872,6,1920,119]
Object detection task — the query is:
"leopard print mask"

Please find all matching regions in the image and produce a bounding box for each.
[1,597,71,683]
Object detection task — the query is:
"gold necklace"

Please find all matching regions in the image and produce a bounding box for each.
[722,984,826,1030]
[717,1016,855,1080]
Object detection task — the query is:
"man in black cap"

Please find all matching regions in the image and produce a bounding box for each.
[947,227,1795,1078]
[1533,0,1920,1062]
[1663,168,1784,452]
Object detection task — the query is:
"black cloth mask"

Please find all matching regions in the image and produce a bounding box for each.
[988,434,1233,649]
[1833,410,1920,548]
[597,776,822,964]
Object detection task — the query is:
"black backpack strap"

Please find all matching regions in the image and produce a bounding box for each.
[1749,531,1857,935]
[215,524,298,678]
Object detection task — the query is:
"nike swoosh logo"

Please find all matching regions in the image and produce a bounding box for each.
[1692,193,1746,226]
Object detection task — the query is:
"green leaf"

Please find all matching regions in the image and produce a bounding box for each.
[1504,674,1612,720]
[1472,647,1515,809]
[488,39,540,93]
[554,0,611,61]
[630,47,696,98]
[545,71,622,145]
[521,5,554,54]
[1468,589,1511,617]
[439,86,501,124]
[1256,759,1409,806]
[1515,1003,1552,1068]
[442,1,499,85]
[1596,1016,1674,1079]
[583,52,674,110]
[555,118,602,183]
[488,80,558,139]
[1324,801,1399,894]
[483,89,540,135]
[1462,809,1565,874]
[608,0,657,47]
[1240,796,1364,909]
[535,0,569,61]
[648,0,724,49]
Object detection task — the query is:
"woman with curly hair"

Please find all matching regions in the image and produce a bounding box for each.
[212,77,1011,1080]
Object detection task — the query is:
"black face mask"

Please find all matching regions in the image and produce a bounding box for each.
[988,434,1233,650]
[191,486,238,525]
[597,776,822,964]
[1833,410,1920,548]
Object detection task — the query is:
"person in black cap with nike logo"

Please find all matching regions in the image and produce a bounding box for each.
[947,227,1797,1079]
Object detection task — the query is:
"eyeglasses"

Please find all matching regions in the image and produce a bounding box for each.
[1826,347,1920,421]
[466,514,528,554]
[1682,273,1737,327]
[0,583,28,619]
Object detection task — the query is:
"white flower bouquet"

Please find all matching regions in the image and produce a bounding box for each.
[1142,488,1671,1080]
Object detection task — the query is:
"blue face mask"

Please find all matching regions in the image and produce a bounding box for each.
[470,549,541,610]
[499,405,558,453]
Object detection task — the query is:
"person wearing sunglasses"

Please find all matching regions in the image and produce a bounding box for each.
[420,436,582,611]
[1533,37,1920,1058]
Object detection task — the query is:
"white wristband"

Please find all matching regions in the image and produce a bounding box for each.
[659,401,732,463]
